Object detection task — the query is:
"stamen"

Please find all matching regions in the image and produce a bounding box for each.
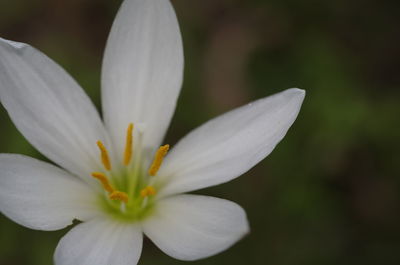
[109,191,129,203]
[92,172,130,204]
[123,123,134,166]
[148,145,169,176]
[91,172,114,193]
[140,186,156,197]
[97,141,112,171]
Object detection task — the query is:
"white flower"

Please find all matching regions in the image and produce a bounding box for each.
[0,0,305,264]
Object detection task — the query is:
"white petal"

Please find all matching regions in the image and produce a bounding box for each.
[55,218,143,265]
[142,194,249,261]
[101,0,184,162]
[158,88,305,197]
[0,154,101,231]
[0,38,110,183]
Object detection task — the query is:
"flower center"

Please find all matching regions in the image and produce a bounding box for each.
[91,123,169,221]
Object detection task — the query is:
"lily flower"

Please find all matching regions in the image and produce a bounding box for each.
[0,0,305,264]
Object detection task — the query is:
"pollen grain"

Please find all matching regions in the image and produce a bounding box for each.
[140,186,156,197]
[109,191,129,203]
[123,123,134,166]
[148,145,169,176]
[91,172,114,193]
[97,141,112,171]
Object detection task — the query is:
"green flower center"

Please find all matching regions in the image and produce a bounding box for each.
[91,123,168,222]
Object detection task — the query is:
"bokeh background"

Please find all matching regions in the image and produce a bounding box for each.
[1,0,400,264]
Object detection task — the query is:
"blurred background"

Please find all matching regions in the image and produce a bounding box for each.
[1,0,399,264]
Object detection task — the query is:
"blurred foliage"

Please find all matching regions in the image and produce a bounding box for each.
[1,0,400,265]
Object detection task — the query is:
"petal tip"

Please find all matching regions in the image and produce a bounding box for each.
[239,209,251,237]
[288,87,306,97]
[286,88,306,106]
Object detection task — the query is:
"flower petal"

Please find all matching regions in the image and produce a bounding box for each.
[55,218,143,265]
[101,0,184,162]
[0,154,100,231]
[142,194,249,261]
[0,38,110,183]
[158,88,305,197]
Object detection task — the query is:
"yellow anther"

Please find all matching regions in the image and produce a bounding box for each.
[91,172,129,203]
[123,123,134,166]
[148,145,170,176]
[109,191,129,203]
[97,141,112,171]
[91,172,114,193]
[140,186,156,198]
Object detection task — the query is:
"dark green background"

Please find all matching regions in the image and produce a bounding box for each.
[1,0,399,264]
